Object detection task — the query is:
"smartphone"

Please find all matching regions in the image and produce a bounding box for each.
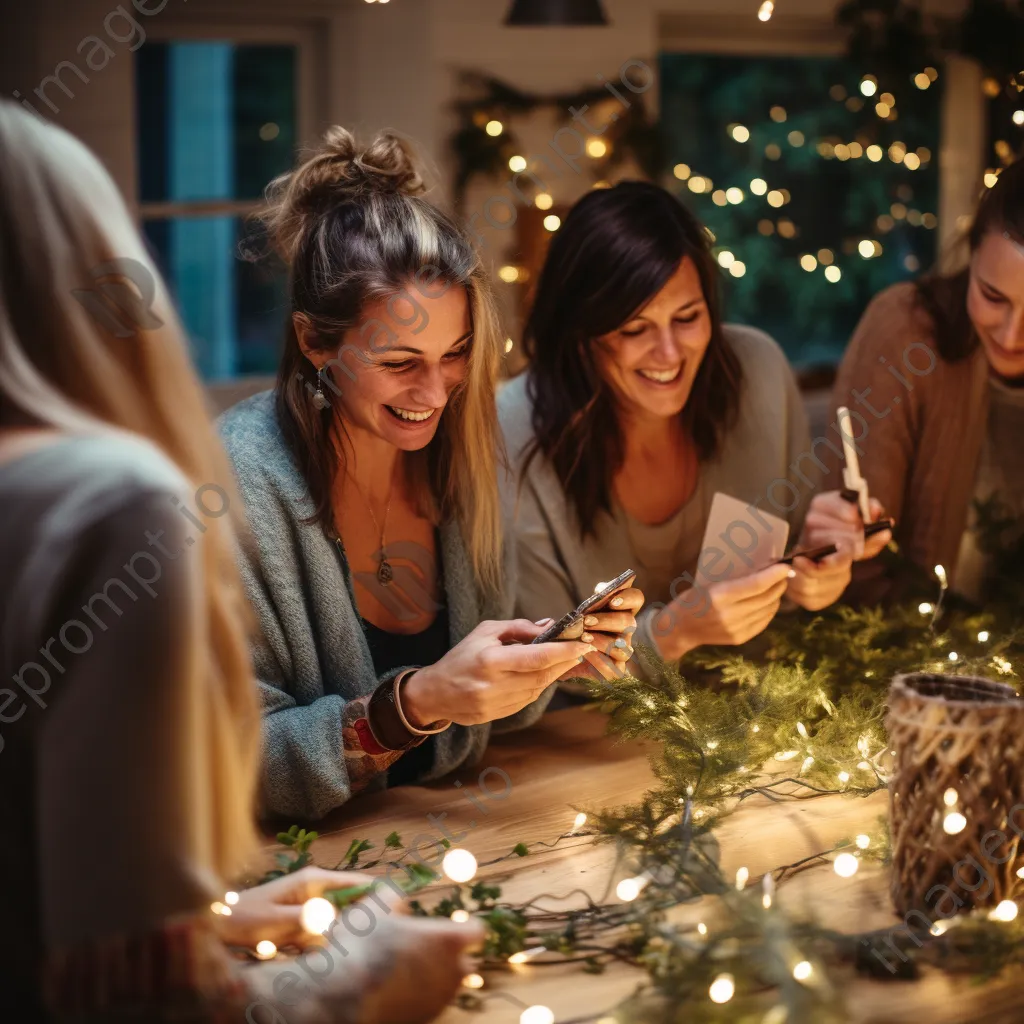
[531,569,637,644]
[776,543,838,566]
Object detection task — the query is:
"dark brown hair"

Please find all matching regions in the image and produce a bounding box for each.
[915,156,1024,362]
[522,180,742,536]
[255,126,506,591]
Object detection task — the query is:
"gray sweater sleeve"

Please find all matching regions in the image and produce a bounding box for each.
[232,527,354,821]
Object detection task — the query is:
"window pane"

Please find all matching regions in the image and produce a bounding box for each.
[137,42,297,203]
[660,53,943,368]
[143,216,288,380]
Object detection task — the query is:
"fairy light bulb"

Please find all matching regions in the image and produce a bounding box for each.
[978,631,990,642]
[834,853,859,877]
[948,652,959,662]
[735,866,749,890]
[1016,866,1024,879]
[838,771,850,783]
[616,874,649,901]
[802,756,814,772]
[509,947,547,964]
[224,891,240,906]
[463,973,484,989]
[300,897,336,935]
[572,812,588,832]
[935,564,947,586]
[762,872,775,909]
[943,811,967,835]
[918,602,933,615]
[442,849,478,883]
[255,940,277,960]
[792,960,813,981]
[856,834,870,849]
[210,901,232,917]
[697,921,708,936]
[796,722,809,739]
[451,909,470,922]
[944,788,959,807]
[774,750,798,761]
[990,900,1018,922]
[758,0,774,21]
[709,974,735,1004]
[520,1006,555,1024]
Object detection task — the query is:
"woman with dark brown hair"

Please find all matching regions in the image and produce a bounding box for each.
[500,181,889,669]
[220,127,642,820]
[823,157,1024,603]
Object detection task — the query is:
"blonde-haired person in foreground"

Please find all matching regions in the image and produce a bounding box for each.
[219,126,643,820]
[0,100,480,1023]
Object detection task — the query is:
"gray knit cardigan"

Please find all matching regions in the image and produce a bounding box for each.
[219,390,552,821]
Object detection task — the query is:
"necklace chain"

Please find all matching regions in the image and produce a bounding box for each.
[346,466,396,587]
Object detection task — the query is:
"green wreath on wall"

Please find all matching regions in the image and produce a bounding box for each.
[448,70,665,207]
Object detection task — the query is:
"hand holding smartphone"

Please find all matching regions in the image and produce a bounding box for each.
[531,569,637,644]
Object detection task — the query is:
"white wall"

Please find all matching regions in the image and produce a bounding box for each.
[1,0,984,365]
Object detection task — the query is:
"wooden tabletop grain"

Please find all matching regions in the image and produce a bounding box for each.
[260,707,1024,1024]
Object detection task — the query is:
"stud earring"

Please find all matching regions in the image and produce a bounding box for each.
[311,366,331,411]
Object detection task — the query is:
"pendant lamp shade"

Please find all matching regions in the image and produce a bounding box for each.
[505,0,609,26]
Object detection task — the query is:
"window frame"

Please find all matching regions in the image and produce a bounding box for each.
[136,19,324,224]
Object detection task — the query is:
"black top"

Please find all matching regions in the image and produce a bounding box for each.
[361,606,451,787]
[361,606,451,679]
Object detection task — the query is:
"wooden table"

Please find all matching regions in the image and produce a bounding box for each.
[262,708,1024,1024]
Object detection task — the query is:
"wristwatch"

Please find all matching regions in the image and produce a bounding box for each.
[368,669,450,751]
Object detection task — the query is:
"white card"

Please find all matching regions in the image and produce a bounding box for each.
[694,492,790,587]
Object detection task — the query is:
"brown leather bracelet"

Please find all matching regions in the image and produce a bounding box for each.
[393,671,451,736]
[367,671,424,752]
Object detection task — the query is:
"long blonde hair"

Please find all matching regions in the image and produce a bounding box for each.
[0,101,259,882]
[257,127,505,595]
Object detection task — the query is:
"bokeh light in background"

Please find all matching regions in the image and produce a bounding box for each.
[660,53,942,369]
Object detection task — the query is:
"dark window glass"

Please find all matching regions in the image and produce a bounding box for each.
[136,42,296,378]
[660,53,943,369]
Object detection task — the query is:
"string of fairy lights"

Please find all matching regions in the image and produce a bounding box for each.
[670,64,943,284]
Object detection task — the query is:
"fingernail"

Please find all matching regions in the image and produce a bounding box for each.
[535,617,554,627]
[610,597,623,608]
[624,625,637,636]
[582,632,594,643]
[613,638,628,649]
[788,569,796,578]
[578,655,585,664]
[583,615,599,627]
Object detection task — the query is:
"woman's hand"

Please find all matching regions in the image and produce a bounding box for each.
[785,552,852,611]
[241,876,484,1024]
[212,866,379,949]
[359,915,484,1024]
[401,620,594,726]
[652,563,794,660]
[560,585,645,681]
[800,492,892,561]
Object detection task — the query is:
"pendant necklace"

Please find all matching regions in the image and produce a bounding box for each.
[347,467,395,587]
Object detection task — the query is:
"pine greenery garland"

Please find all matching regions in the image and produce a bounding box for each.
[260,544,1024,1021]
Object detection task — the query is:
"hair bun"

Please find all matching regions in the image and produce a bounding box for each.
[354,130,426,196]
[255,127,427,262]
[297,127,425,210]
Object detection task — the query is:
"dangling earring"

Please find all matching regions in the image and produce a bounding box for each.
[311,366,331,411]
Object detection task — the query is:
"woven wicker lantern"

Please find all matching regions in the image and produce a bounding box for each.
[887,672,1024,917]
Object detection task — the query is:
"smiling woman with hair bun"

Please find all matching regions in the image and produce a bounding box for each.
[219,126,642,820]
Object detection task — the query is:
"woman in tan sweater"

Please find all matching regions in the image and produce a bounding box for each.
[824,157,1024,603]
